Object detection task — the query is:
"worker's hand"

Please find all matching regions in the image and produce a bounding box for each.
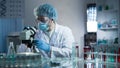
[33,40,50,52]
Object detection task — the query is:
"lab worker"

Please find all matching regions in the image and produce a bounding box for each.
[33,4,75,58]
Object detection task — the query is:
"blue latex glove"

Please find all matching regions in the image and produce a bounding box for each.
[33,40,50,52]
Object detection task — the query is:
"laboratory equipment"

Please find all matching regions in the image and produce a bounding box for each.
[7,32,21,52]
[20,26,37,42]
[19,26,38,52]
[72,43,80,58]
[7,42,16,56]
[0,52,42,68]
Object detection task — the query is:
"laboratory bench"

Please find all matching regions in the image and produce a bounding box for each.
[0,52,120,68]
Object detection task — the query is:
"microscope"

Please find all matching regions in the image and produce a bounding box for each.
[19,26,38,52]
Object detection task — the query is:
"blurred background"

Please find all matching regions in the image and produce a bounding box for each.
[0,0,119,60]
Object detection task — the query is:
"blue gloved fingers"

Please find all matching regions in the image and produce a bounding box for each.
[33,40,50,52]
[33,40,38,46]
[33,40,39,44]
[33,40,42,46]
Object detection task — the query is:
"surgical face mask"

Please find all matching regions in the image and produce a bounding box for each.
[38,22,49,31]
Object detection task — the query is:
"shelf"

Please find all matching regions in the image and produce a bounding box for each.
[97,0,119,47]
[97,44,118,46]
[99,27,118,30]
[98,9,118,13]
[85,52,120,56]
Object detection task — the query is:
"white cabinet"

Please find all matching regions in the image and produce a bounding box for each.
[97,0,119,45]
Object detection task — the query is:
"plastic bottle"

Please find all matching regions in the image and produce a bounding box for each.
[72,43,76,59]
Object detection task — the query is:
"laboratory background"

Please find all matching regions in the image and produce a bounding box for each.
[0,0,120,68]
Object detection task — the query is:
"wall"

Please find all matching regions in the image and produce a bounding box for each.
[24,0,86,56]
[0,18,23,53]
